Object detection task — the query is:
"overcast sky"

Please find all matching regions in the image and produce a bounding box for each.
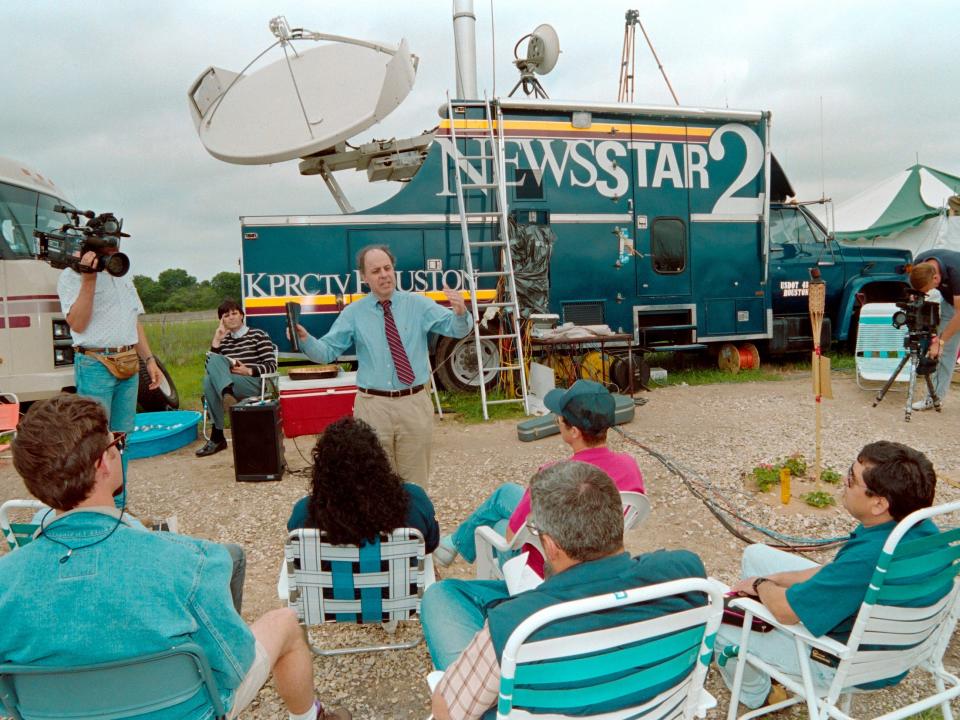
[3,1,957,280]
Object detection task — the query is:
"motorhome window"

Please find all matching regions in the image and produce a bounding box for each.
[651,218,686,273]
[514,168,544,201]
[0,182,40,259]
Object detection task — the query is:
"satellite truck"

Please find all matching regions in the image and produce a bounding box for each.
[188,4,912,393]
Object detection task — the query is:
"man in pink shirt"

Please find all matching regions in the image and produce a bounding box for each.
[434,380,644,574]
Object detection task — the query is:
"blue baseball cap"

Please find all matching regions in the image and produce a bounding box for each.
[544,379,616,433]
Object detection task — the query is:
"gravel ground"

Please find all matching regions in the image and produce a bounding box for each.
[2,372,959,719]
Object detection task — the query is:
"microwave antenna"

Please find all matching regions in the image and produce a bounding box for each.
[618,10,679,105]
[508,23,560,98]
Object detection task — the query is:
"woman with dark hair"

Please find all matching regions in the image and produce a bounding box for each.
[287,417,439,552]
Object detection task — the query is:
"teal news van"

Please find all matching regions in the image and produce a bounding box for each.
[238,99,911,389]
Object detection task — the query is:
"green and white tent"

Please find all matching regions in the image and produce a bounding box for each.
[833,164,960,255]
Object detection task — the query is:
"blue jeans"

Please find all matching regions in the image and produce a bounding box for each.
[75,354,138,507]
[715,544,836,709]
[932,299,960,402]
[421,578,510,670]
[450,482,524,563]
[202,353,262,429]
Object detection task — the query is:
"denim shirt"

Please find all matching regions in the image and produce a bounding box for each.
[0,508,254,719]
[302,290,473,390]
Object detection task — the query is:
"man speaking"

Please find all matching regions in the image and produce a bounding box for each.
[293,245,473,485]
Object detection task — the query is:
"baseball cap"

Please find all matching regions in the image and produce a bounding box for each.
[544,379,616,434]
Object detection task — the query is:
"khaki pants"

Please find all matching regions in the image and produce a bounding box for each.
[354,389,434,487]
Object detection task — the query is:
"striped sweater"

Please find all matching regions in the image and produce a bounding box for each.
[211,327,277,376]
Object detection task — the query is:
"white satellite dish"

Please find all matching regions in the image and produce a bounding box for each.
[526,24,560,75]
[509,23,560,98]
[188,18,418,165]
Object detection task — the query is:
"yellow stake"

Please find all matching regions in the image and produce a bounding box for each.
[780,466,791,505]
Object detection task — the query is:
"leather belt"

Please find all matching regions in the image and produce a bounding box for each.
[75,345,134,355]
[358,385,426,398]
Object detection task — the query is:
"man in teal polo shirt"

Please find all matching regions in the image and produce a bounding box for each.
[426,461,707,720]
[716,440,942,709]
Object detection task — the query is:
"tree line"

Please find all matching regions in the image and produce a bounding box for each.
[134,269,242,314]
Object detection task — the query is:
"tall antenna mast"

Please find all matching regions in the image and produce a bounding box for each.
[618,10,679,105]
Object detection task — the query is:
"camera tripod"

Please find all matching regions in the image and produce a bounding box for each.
[872,332,941,422]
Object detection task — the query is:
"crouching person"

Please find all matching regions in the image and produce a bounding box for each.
[0,394,349,720]
[716,441,944,709]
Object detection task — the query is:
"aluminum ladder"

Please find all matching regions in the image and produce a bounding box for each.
[445,94,530,419]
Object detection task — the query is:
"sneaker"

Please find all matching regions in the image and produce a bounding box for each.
[912,397,936,412]
[766,681,790,706]
[433,535,459,567]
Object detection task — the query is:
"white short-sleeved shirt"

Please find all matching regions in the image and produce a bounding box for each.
[58,269,144,347]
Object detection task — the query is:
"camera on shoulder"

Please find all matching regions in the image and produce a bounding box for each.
[33,205,131,277]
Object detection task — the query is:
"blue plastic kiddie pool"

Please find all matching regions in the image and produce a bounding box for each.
[127,411,202,460]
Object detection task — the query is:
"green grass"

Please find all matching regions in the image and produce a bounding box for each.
[142,320,216,412]
[437,390,529,423]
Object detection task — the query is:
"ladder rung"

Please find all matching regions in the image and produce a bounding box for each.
[491,365,523,372]
[478,301,516,308]
[485,398,525,406]
[475,333,518,340]
[463,182,498,189]
[459,154,495,161]
[474,270,508,277]
[465,211,501,217]
[468,241,507,247]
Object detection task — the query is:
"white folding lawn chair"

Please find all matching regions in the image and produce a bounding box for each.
[0,499,46,553]
[854,303,910,389]
[283,527,430,655]
[724,499,960,720]
[428,577,724,719]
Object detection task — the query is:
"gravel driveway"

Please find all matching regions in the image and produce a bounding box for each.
[2,372,958,718]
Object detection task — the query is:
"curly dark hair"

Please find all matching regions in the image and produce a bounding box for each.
[305,417,410,545]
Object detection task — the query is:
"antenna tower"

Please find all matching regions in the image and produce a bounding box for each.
[617,10,679,105]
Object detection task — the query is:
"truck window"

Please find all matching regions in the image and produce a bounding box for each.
[651,217,686,273]
[771,207,821,246]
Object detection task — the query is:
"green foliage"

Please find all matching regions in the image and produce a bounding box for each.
[802,491,836,508]
[136,269,242,313]
[820,467,842,484]
[752,463,781,492]
[783,453,807,476]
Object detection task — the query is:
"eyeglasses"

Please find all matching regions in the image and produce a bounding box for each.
[525,519,542,537]
[845,463,874,495]
[104,431,127,456]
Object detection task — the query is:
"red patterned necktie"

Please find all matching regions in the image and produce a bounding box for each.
[381,300,416,386]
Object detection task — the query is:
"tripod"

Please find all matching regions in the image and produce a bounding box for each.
[873,331,941,421]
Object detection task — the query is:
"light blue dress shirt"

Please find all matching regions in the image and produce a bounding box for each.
[302,290,473,391]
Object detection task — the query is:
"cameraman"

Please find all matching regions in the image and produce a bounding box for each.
[909,249,960,410]
[58,248,163,504]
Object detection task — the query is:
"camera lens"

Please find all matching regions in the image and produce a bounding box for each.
[104,252,130,277]
[892,311,908,329]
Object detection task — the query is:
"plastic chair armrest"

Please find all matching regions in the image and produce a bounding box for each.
[729,596,849,656]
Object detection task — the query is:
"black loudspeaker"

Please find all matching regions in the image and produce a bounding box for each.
[230,398,285,482]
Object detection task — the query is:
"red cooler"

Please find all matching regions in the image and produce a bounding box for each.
[278,372,357,438]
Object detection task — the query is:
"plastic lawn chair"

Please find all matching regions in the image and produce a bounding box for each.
[0,499,45,552]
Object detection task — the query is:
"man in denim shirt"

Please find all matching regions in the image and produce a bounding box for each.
[293,244,473,485]
[0,394,349,720]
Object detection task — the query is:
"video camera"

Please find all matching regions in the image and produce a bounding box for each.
[33,205,131,277]
[892,289,940,335]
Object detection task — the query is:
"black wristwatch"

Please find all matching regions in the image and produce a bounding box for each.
[752,577,771,595]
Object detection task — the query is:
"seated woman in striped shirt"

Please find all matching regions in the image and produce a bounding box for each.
[196,298,277,457]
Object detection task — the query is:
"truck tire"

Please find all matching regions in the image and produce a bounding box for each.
[137,357,179,412]
[434,335,499,391]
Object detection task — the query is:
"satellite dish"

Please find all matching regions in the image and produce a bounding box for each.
[526,24,560,75]
[188,18,418,165]
[509,23,560,98]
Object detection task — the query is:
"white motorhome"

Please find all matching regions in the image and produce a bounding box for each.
[0,157,76,400]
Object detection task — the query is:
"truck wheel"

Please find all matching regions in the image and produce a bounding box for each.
[137,357,180,412]
[434,335,499,391]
